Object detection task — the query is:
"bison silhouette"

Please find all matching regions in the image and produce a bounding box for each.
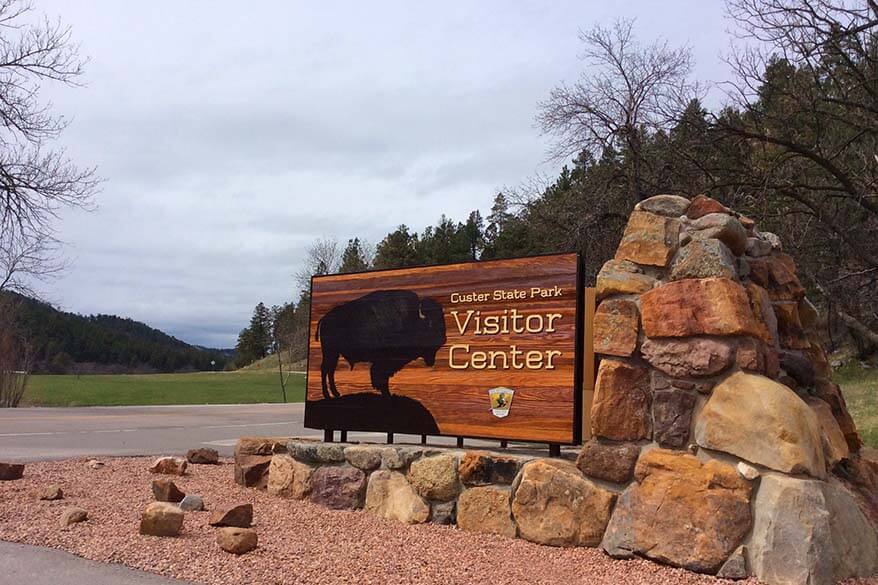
[315,290,446,399]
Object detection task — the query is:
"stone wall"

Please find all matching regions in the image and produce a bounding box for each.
[235,194,878,585]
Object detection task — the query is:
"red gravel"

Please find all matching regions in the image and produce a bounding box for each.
[0,457,873,585]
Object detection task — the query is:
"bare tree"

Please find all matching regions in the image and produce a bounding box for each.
[294,237,341,293]
[536,18,698,201]
[0,294,30,407]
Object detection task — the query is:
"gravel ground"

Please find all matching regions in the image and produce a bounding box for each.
[0,457,874,585]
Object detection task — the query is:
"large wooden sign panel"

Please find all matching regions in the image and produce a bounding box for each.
[305,253,582,444]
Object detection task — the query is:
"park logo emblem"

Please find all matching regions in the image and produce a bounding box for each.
[488,387,514,418]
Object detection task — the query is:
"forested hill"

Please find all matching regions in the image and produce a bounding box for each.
[3,292,230,374]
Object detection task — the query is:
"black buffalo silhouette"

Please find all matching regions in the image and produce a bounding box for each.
[315,290,446,399]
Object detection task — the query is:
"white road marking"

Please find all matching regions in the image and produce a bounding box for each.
[0,421,301,438]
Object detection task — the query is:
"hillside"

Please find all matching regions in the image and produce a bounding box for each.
[3,292,231,374]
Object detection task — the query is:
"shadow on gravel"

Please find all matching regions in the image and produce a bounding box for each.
[304,392,439,435]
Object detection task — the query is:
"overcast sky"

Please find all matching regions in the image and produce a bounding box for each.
[38,0,732,348]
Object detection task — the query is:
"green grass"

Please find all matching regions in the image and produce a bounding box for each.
[836,363,878,449]
[20,370,307,407]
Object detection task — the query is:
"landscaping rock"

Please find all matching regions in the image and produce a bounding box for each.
[407,454,460,502]
[430,501,456,525]
[670,238,737,281]
[209,503,253,528]
[641,337,735,378]
[289,442,345,464]
[86,459,104,469]
[186,448,219,464]
[806,399,849,466]
[216,527,257,555]
[640,278,762,338]
[0,462,24,480]
[687,194,731,219]
[634,194,691,217]
[235,437,287,488]
[151,478,186,503]
[343,445,383,471]
[688,212,747,256]
[139,502,182,536]
[593,298,639,357]
[576,439,639,484]
[601,449,753,574]
[380,446,421,470]
[179,494,204,512]
[364,470,430,524]
[717,546,749,580]
[457,486,515,538]
[595,259,656,300]
[652,387,697,448]
[148,456,187,476]
[38,484,63,501]
[308,466,366,510]
[614,210,680,267]
[694,371,826,478]
[590,359,651,441]
[458,451,520,486]
[267,454,312,499]
[60,506,88,527]
[512,459,616,547]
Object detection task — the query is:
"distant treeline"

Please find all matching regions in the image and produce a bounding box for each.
[3,292,230,374]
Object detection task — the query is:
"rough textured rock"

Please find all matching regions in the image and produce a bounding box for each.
[308,466,366,510]
[407,454,460,502]
[670,239,737,281]
[601,449,753,574]
[615,210,681,267]
[60,506,88,528]
[735,337,766,374]
[364,470,430,524]
[641,337,735,378]
[595,259,657,300]
[640,278,762,339]
[688,213,748,256]
[717,546,749,580]
[814,379,863,452]
[457,486,515,538]
[290,442,346,464]
[774,302,810,349]
[458,452,520,486]
[209,503,253,528]
[216,527,258,555]
[748,253,805,301]
[590,359,651,441]
[86,459,104,469]
[746,237,773,257]
[687,195,731,219]
[151,478,186,503]
[736,462,759,481]
[235,437,287,488]
[635,194,691,217]
[430,501,456,525]
[179,494,204,512]
[0,463,24,480]
[750,474,878,585]
[593,298,639,357]
[512,460,616,547]
[746,282,779,347]
[38,484,63,501]
[807,399,850,466]
[779,349,815,388]
[798,297,819,329]
[138,502,181,536]
[576,440,639,484]
[652,387,698,448]
[267,454,312,499]
[380,447,421,470]
[186,448,219,464]
[148,456,187,476]
[695,371,826,478]
[343,445,383,471]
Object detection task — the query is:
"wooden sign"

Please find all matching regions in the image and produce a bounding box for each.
[305,253,583,444]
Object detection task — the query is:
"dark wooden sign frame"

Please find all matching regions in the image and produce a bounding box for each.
[304,252,584,447]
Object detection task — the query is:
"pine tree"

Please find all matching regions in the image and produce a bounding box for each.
[339,238,369,273]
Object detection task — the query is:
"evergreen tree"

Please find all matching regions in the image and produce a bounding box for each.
[373,225,422,269]
[339,238,370,273]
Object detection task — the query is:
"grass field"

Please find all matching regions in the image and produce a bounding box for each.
[835,363,878,449]
[20,370,307,407]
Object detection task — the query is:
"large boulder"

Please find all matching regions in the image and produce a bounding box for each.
[364,470,430,524]
[0,463,24,481]
[457,486,515,538]
[640,278,763,338]
[640,337,735,378]
[670,238,737,281]
[343,445,384,471]
[694,371,826,478]
[458,451,520,486]
[235,437,287,488]
[267,454,313,499]
[614,210,681,267]
[595,259,657,300]
[576,440,640,484]
[687,213,748,256]
[593,298,639,357]
[407,454,460,502]
[747,253,805,302]
[511,459,616,547]
[806,399,850,466]
[590,359,651,441]
[634,194,691,217]
[652,387,698,448]
[308,466,366,510]
[749,474,878,585]
[601,449,753,574]
[687,195,731,219]
[139,502,182,536]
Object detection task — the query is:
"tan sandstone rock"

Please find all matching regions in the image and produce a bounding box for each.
[407,454,460,502]
[267,454,312,499]
[634,194,691,217]
[511,459,616,547]
[458,451,520,486]
[151,478,185,503]
[590,359,651,441]
[457,486,515,538]
[595,259,656,300]
[615,211,681,267]
[806,399,850,466]
[593,298,639,357]
[216,527,258,555]
[139,502,182,536]
[343,445,384,471]
[601,449,753,574]
[694,371,826,478]
[38,484,63,501]
[235,437,287,488]
[640,278,762,338]
[148,457,187,476]
[209,503,253,528]
[364,470,430,524]
[576,440,640,484]
[60,506,88,528]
